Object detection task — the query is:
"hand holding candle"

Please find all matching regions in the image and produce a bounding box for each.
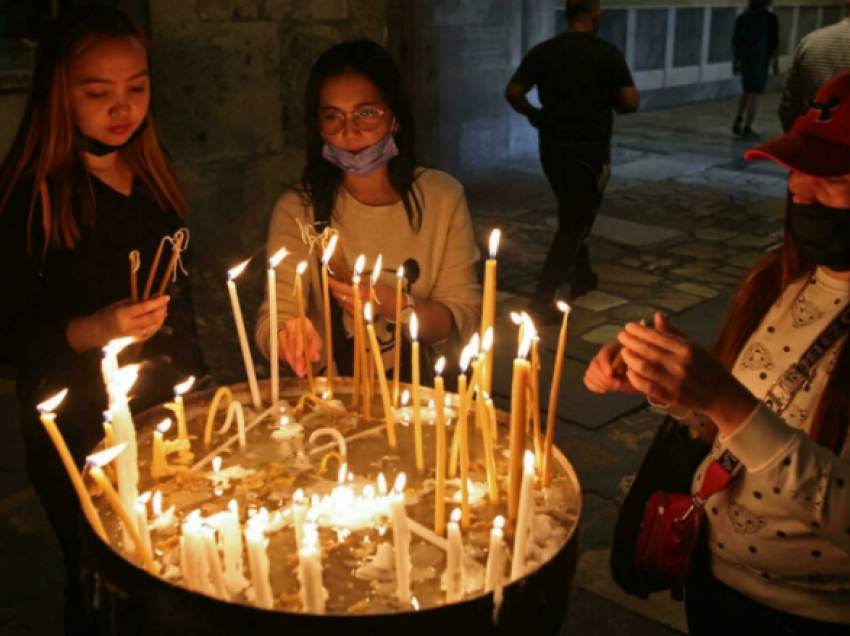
[268,248,288,406]
[295,261,316,395]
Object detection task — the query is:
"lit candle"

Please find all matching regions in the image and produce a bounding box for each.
[351,256,366,411]
[204,386,233,448]
[103,414,114,448]
[101,337,134,388]
[390,473,411,604]
[268,247,288,406]
[434,357,447,536]
[299,524,326,613]
[445,508,464,602]
[227,260,263,410]
[485,515,505,592]
[367,255,383,408]
[292,489,308,551]
[411,313,421,460]
[245,509,273,609]
[543,302,570,487]
[135,493,154,572]
[320,236,337,398]
[150,491,176,531]
[202,523,229,599]
[364,303,397,450]
[479,392,499,505]
[86,445,156,573]
[220,499,248,596]
[181,510,213,595]
[481,229,500,395]
[458,346,473,529]
[107,364,142,552]
[528,316,543,471]
[511,451,536,580]
[392,266,404,407]
[37,391,107,542]
[151,418,172,479]
[509,330,532,521]
[165,375,194,441]
[294,261,316,395]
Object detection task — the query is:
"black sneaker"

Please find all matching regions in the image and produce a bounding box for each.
[741,126,759,140]
[568,271,598,301]
[732,116,743,136]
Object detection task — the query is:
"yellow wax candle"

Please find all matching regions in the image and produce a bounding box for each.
[434,358,447,536]
[479,396,499,505]
[203,386,233,448]
[508,334,532,521]
[103,420,115,448]
[487,397,499,445]
[37,392,107,543]
[351,266,365,412]
[530,334,542,471]
[364,303,397,451]
[543,302,570,487]
[411,313,422,470]
[392,266,404,408]
[458,367,471,530]
[320,237,337,399]
[87,446,156,574]
[269,248,288,406]
[166,376,195,441]
[295,262,316,395]
[151,418,172,479]
[481,230,500,394]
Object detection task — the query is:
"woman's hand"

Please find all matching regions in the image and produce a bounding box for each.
[328,278,396,319]
[278,318,323,378]
[584,339,641,395]
[67,296,170,353]
[617,312,758,435]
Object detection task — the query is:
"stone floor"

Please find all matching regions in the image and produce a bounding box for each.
[0,94,788,635]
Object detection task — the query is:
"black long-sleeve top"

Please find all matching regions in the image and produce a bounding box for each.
[0,175,209,461]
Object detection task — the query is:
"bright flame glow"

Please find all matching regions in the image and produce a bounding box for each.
[321,236,338,266]
[435,357,446,376]
[410,313,418,340]
[557,300,571,314]
[412,597,420,611]
[138,491,152,505]
[294,489,304,505]
[394,473,407,493]
[378,474,388,496]
[87,443,126,468]
[363,485,376,500]
[483,327,494,352]
[470,333,480,356]
[103,337,134,358]
[109,365,140,397]
[153,491,163,516]
[227,259,250,280]
[270,247,288,269]
[445,395,451,407]
[401,390,410,407]
[494,515,505,530]
[397,266,404,280]
[510,312,523,325]
[364,302,373,324]
[371,255,382,285]
[460,345,473,373]
[229,499,238,513]
[296,261,308,276]
[451,508,462,524]
[174,376,195,396]
[212,456,222,473]
[37,389,68,414]
[338,462,348,484]
[157,419,172,434]
[354,254,366,276]
[524,450,536,472]
[489,229,501,259]
[518,326,534,360]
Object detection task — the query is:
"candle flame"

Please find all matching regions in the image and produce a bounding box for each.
[371,255,382,285]
[397,265,404,280]
[557,300,571,314]
[524,450,536,472]
[109,365,140,397]
[296,261,308,276]
[378,473,388,495]
[435,357,446,376]
[494,515,505,530]
[229,499,238,513]
[103,410,112,423]
[212,456,222,473]
[86,443,126,468]
[153,491,163,516]
[103,337,134,357]
[354,254,366,276]
[412,597,420,611]
[338,462,348,484]
[394,473,406,493]
[510,312,523,325]
[302,531,318,550]
[363,302,373,324]
[401,390,410,406]
[410,313,418,340]
[518,326,533,360]
[157,419,172,434]
[37,389,68,414]
[469,333,480,356]
[174,375,195,396]
[294,489,304,505]
[445,394,451,407]
[321,235,338,266]
[489,229,501,259]
[460,345,473,373]
[269,247,288,269]
[428,399,435,409]
[483,327,494,352]
[227,259,250,280]
[138,491,152,505]
[364,485,376,500]
[451,508,462,523]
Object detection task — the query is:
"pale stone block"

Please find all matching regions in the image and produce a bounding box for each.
[695,228,739,242]
[312,0,349,20]
[667,242,731,260]
[648,290,704,313]
[572,291,629,313]
[596,263,661,287]
[592,215,682,248]
[582,325,624,346]
[672,283,719,299]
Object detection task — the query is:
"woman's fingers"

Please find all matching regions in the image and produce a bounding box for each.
[623,319,688,356]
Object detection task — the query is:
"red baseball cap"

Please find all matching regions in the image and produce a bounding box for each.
[745,69,850,177]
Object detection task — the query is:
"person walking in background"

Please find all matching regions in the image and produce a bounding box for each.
[505,0,639,324]
[778,2,850,132]
[732,0,780,139]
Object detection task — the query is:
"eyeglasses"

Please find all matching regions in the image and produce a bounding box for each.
[318,107,389,135]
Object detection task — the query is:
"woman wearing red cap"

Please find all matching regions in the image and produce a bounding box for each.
[586,70,850,633]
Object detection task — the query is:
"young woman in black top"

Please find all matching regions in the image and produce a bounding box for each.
[0,7,208,632]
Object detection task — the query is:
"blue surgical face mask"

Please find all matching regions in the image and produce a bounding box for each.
[322,131,399,178]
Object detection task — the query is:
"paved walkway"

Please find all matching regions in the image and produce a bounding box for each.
[0,95,788,635]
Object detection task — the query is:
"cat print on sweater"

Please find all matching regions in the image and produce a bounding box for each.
[784,404,811,429]
[792,294,824,329]
[727,499,767,535]
[792,473,829,512]
[740,342,774,371]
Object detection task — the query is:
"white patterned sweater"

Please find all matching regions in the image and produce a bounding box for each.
[688,268,850,623]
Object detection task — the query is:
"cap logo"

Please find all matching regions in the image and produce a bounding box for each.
[801,96,840,122]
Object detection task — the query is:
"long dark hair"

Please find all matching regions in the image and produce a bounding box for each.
[0,5,187,259]
[300,40,422,231]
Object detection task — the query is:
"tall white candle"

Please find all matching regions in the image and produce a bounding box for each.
[511,451,536,581]
[101,337,134,387]
[108,365,141,550]
[292,489,308,551]
[202,524,229,600]
[227,260,263,410]
[390,474,411,604]
[485,516,505,592]
[135,497,154,570]
[299,524,326,613]
[181,511,214,595]
[268,248,288,407]
[245,509,273,609]
[151,418,171,479]
[167,376,195,440]
[446,508,464,602]
[220,500,248,596]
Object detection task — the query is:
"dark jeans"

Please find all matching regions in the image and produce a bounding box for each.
[686,563,849,636]
[536,143,610,298]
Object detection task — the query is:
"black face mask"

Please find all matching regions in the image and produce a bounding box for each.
[78,119,149,157]
[787,198,850,271]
